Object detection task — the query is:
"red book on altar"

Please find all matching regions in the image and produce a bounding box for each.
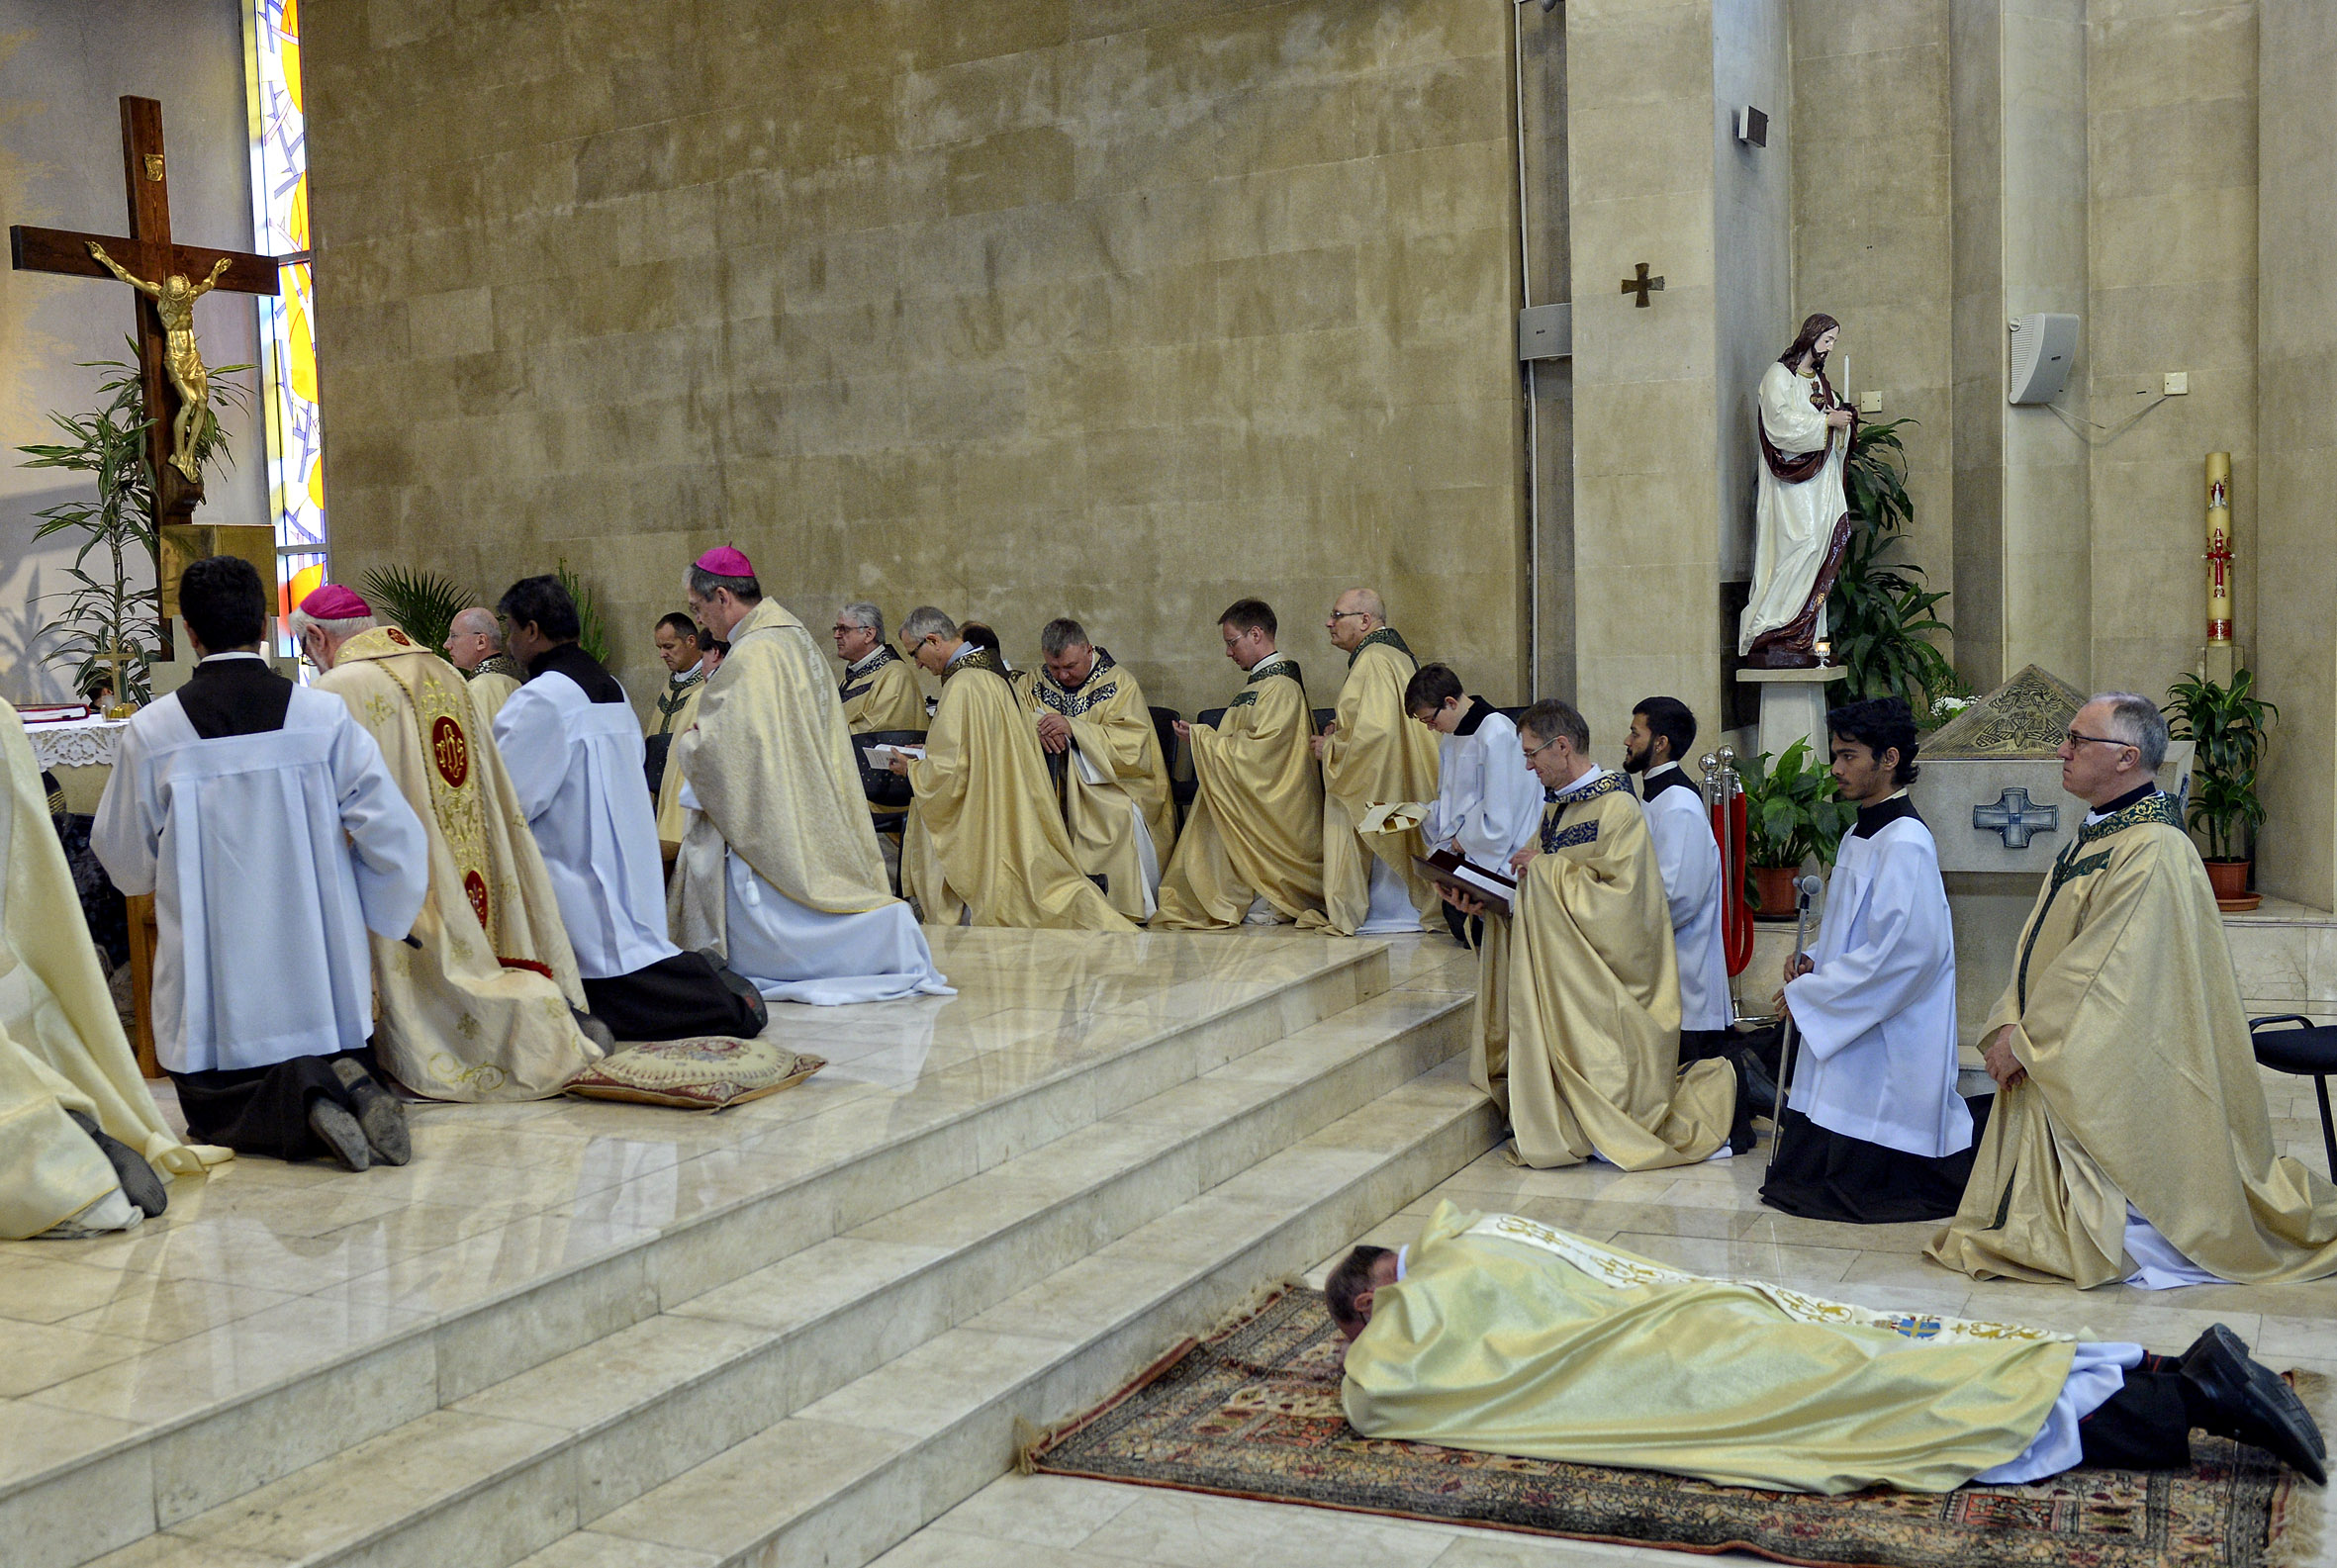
[17,702,92,724]
[1414,847,1517,919]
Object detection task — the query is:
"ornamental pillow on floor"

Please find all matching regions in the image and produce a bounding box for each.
[566,1036,824,1110]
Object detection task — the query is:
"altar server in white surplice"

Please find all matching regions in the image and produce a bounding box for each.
[1623,697,1731,1059]
[670,547,950,1005]
[1762,697,1975,1225]
[93,559,428,1171]
[491,575,767,1043]
[1404,664,1540,947]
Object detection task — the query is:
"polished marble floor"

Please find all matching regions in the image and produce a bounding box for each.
[0,926,1397,1498]
[888,1002,2337,1568]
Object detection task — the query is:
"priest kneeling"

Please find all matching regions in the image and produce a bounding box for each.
[95,558,427,1170]
[1761,697,1975,1223]
[1929,692,2337,1287]
[1029,617,1176,923]
[492,575,766,1042]
[298,583,604,1101]
[1335,1202,2326,1492]
[668,548,948,1004]
[1448,699,1735,1170]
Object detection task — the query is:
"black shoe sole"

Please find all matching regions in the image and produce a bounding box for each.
[307,1101,372,1172]
[2189,1323,2327,1483]
[66,1109,167,1216]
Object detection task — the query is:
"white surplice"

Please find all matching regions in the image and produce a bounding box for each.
[1420,707,1542,870]
[91,687,428,1072]
[1637,766,1731,1032]
[493,671,676,980]
[678,780,952,1006]
[1781,803,1971,1158]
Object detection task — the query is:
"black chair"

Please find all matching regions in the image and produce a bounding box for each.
[1312,707,1337,734]
[852,728,925,834]
[1150,705,1197,819]
[1498,704,1529,724]
[2250,1014,2337,1177]
[1196,706,1227,729]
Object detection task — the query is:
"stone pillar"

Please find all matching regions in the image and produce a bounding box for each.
[2256,1,2337,910]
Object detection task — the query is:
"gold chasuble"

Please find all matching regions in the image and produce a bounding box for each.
[1928,793,2337,1287]
[651,673,704,847]
[1473,772,1734,1169]
[901,649,1135,931]
[840,646,925,733]
[317,630,598,1101]
[1301,628,1440,935]
[0,702,226,1236]
[1028,650,1177,922]
[670,600,894,946]
[465,654,525,729]
[1346,1202,2074,1495]
[1154,657,1324,928]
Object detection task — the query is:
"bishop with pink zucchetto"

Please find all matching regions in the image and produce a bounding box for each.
[666,546,949,1004]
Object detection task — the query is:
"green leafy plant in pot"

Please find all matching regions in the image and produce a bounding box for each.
[1739,737,1857,919]
[2166,669,2277,911]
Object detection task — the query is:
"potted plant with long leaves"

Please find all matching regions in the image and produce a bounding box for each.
[1828,417,1959,715]
[1738,736,1857,919]
[2166,669,2277,911]
[359,566,475,655]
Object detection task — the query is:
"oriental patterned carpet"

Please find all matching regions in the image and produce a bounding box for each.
[1027,1289,2316,1568]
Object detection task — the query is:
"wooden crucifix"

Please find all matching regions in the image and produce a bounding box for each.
[10,96,280,526]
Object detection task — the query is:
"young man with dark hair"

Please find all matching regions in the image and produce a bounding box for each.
[1154,600,1327,929]
[493,574,768,1041]
[1405,664,1540,946]
[1331,1205,2326,1491]
[94,559,430,1170]
[1763,696,1974,1223]
[1622,697,1730,1059]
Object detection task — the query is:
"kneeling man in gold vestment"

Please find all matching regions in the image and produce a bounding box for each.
[1027,617,1176,922]
[1929,693,2337,1289]
[891,607,1134,931]
[1333,1202,2326,1492]
[1448,699,1734,1169]
[1154,600,1324,929]
[300,586,603,1102]
[1301,589,1441,935]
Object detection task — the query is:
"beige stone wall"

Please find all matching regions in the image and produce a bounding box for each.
[1791,0,1957,663]
[1567,0,1723,756]
[2256,0,2337,907]
[303,0,1527,719]
[2085,0,2257,697]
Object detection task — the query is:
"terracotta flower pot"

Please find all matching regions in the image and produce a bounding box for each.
[2205,858,2260,913]
[1752,865,1801,921]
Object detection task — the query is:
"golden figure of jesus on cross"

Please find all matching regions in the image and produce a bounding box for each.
[8,95,280,520]
[86,243,232,482]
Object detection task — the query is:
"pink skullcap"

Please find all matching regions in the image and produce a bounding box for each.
[299,584,372,619]
[695,545,754,578]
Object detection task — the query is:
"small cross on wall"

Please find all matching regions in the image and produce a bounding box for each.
[1621,262,1665,308]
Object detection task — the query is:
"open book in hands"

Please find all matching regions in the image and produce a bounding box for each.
[1413,847,1518,919]
[868,743,926,765]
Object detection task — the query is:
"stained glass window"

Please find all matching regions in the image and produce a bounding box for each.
[242,0,326,625]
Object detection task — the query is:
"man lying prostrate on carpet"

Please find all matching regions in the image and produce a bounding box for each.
[491,575,766,1043]
[1330,1202,2326,1495]
[1929,692,2337,1289]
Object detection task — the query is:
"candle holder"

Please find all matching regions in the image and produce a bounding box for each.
[1813,640,1831,668]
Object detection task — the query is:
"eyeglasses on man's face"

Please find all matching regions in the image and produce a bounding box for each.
[2063,729,2134,751]
[1524,734,1562,761]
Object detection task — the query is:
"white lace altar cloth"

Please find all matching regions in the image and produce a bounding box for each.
[26,715,127,771]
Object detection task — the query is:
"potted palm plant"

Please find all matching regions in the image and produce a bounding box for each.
[1738,737,1858,919]
[2166,669,2277,911]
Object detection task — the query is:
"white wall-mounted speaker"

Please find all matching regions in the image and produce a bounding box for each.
[2007,313,2079,405]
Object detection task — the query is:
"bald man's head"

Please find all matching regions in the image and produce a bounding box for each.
[443,605,504,672]
[1327,588,1385,652]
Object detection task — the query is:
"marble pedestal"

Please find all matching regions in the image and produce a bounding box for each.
[1735,665,1837,765]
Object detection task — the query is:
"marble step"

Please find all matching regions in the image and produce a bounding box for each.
[542,1061,1499,1568]
[80,985,1480,1567]
[14,941,1390,1568]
